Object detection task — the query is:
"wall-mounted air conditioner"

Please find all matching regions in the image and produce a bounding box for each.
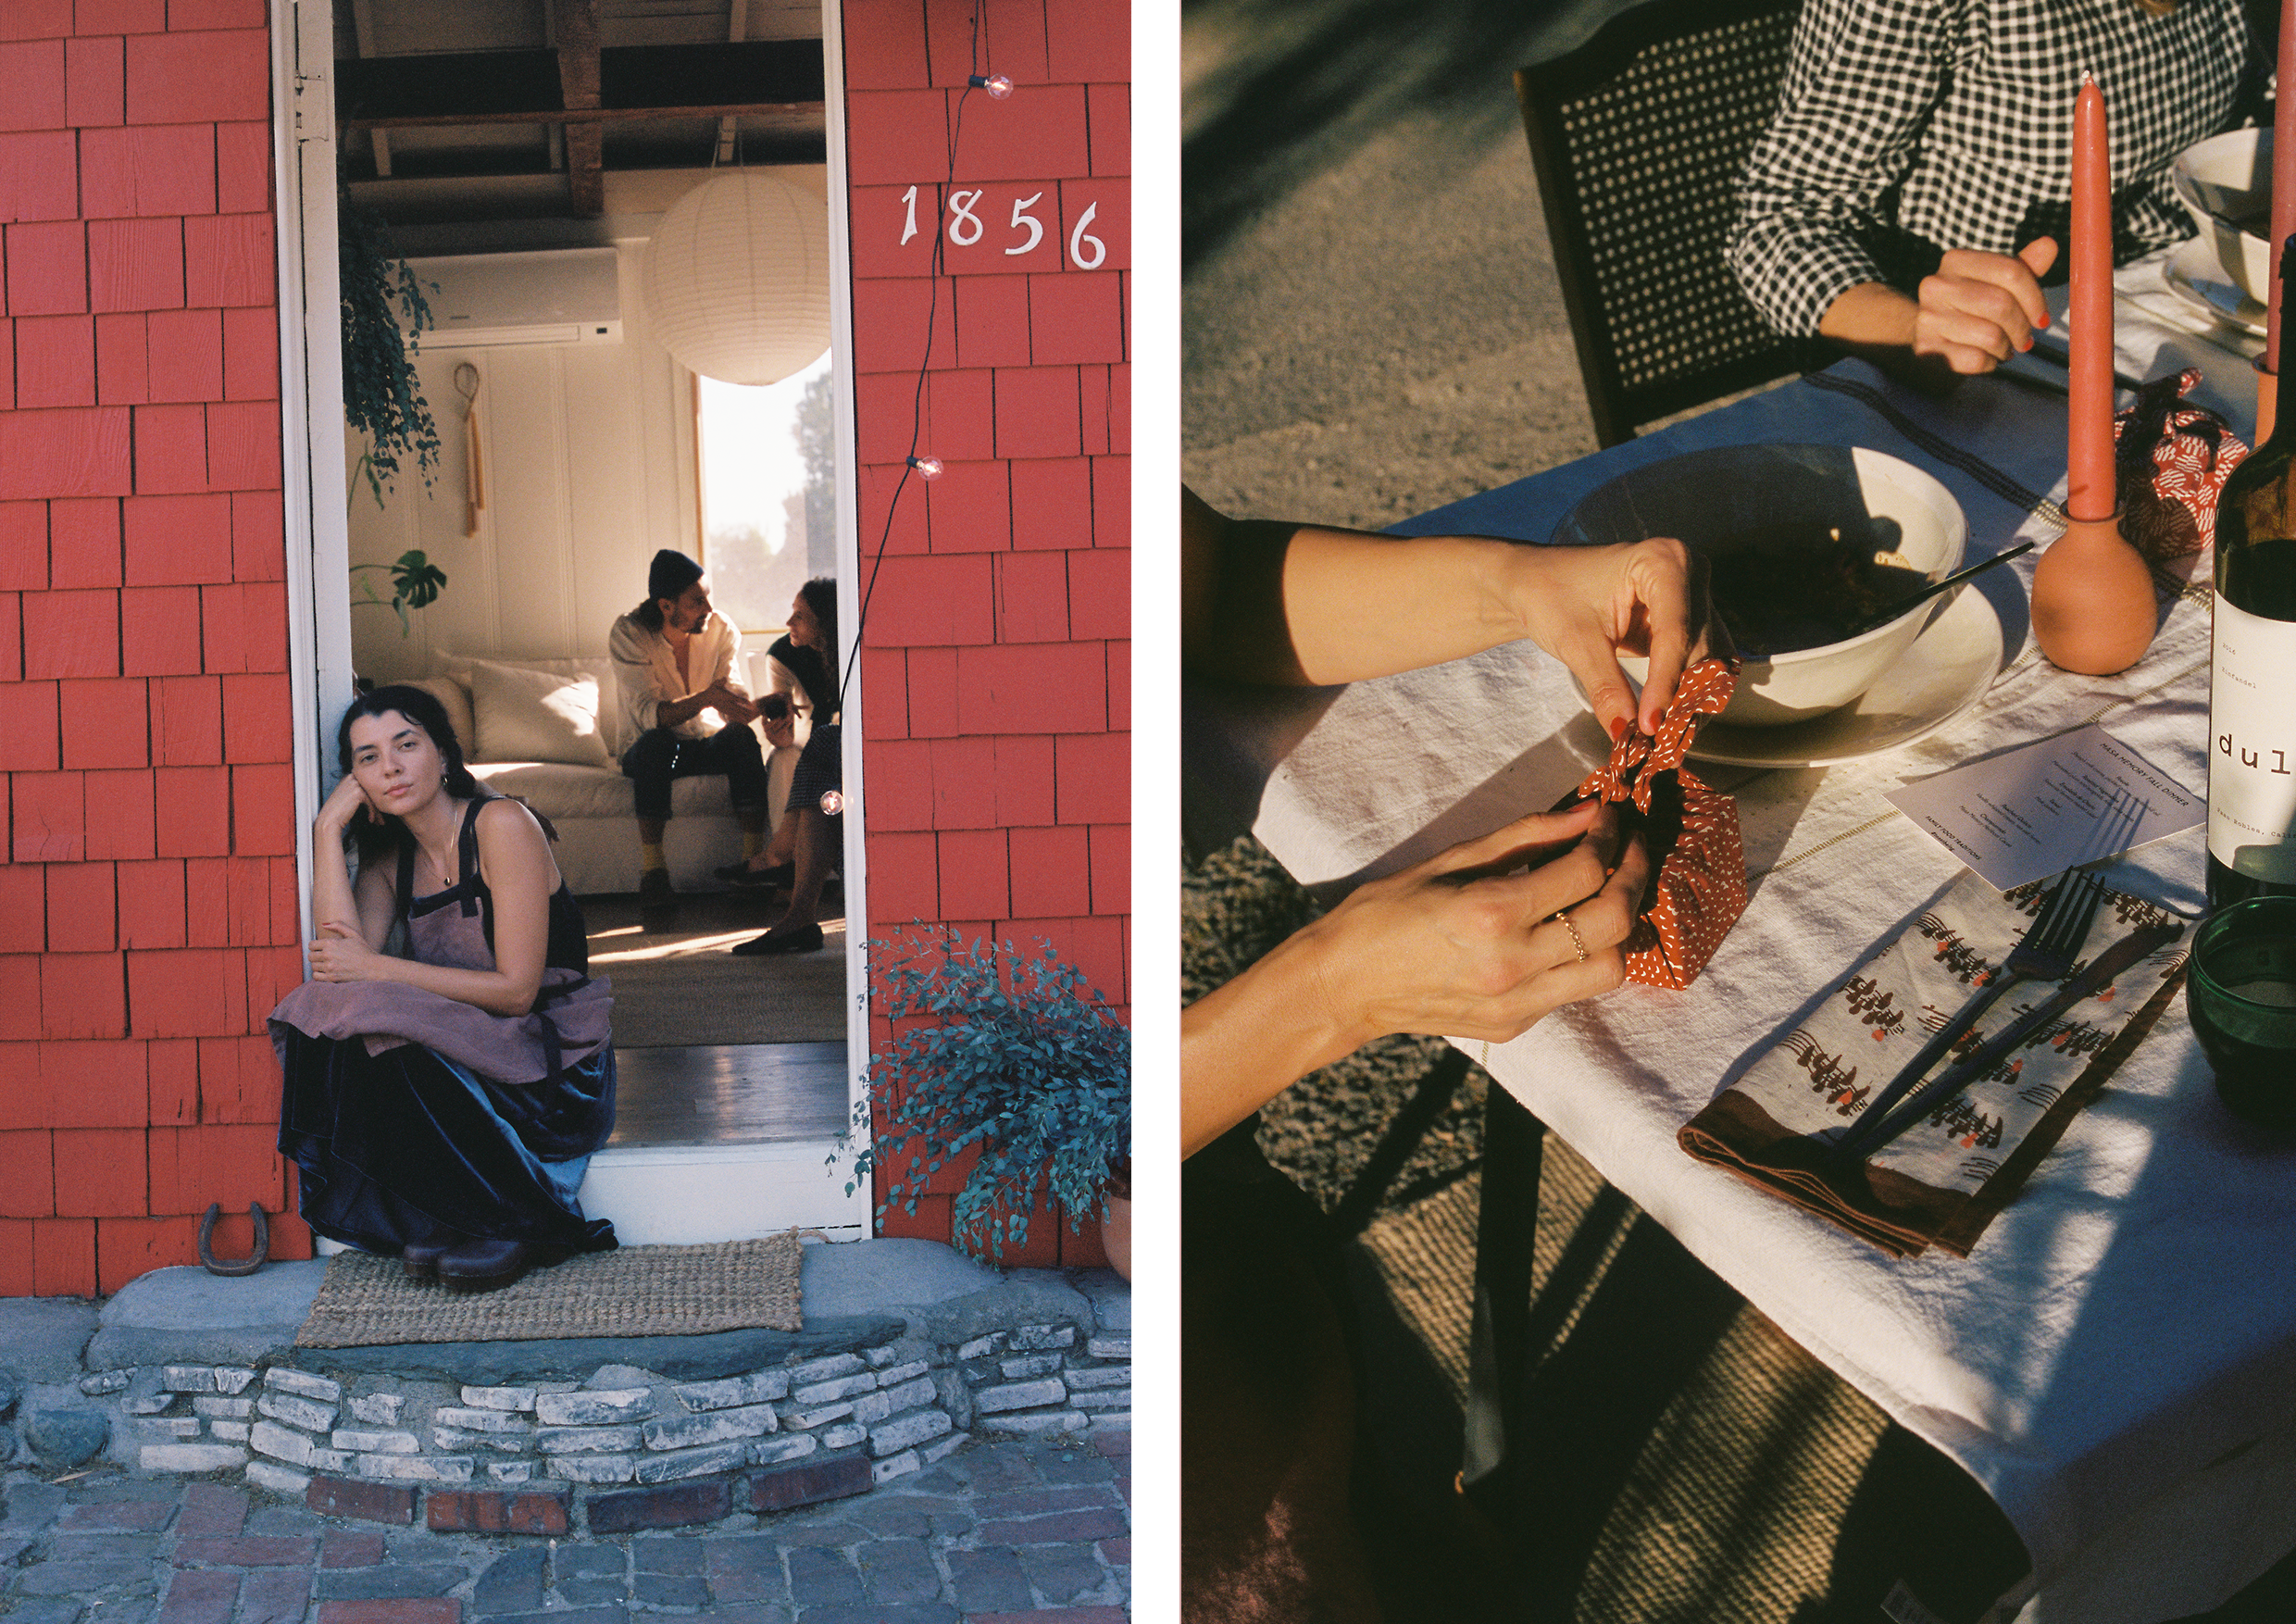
[399,247,623,348]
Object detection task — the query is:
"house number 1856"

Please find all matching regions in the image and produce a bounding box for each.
[900,183,1104,269]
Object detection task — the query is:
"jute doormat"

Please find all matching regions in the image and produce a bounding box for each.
[294,1232,805,1348]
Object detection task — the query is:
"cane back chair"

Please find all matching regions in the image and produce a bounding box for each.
[1516,0,1815,448]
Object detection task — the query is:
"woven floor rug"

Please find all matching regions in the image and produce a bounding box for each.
[294,1232,805,1347]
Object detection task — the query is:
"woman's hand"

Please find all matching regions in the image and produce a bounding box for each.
[1514,537,1716,739]
[1296,799,1653,1052]
[1181,799,1654,1156]
[1913,239,2057,374]
[762,709,797,749]
[307,920,387,983]
[317,772,380,835]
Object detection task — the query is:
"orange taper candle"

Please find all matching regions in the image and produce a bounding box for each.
[2272,0,2296,377]
[2067,71,2115,523]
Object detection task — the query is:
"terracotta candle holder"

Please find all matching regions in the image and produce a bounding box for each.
[2030,510,2157,675]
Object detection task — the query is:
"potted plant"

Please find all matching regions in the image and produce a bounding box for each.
[836,929,1130,1273]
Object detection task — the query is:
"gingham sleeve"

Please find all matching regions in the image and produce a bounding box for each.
[1726,0,1962,337]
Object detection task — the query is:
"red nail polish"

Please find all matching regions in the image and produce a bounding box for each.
[1609,717,1627,742]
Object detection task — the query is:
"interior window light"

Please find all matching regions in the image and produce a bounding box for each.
[695,349,836,636]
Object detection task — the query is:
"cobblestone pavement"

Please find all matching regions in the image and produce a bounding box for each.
[0,1432,1129,1624]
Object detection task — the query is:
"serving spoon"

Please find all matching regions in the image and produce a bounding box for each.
[1837,540,2037,640]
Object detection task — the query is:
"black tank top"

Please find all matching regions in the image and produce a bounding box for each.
[396,796,590,974]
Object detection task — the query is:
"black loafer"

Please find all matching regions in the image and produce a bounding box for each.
[439,1238,560,1294]
[638,868,679,928]
[716,860,794,888]
[731,922,825,956]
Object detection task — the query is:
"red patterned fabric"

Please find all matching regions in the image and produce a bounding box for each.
[2114,366,2248,561]
[1574,658,1747,990]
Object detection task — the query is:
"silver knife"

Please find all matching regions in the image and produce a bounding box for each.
[1849,920,2182,1161]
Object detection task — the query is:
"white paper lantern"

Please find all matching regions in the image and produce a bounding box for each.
[643,170,830,385]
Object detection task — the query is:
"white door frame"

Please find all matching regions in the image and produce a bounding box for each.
[268,0,874,1243]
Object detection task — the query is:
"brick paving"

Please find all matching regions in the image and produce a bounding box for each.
[0,1433,1129,1623]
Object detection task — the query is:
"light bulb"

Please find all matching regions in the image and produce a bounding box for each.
[818,790,845,817]
[969,73,1014,99]
[908,456,943,480]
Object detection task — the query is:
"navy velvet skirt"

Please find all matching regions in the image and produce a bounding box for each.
[275,1027,618,1258]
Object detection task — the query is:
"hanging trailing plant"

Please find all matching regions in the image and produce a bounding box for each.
[338,181,441,505]
[833,930,1130,1266]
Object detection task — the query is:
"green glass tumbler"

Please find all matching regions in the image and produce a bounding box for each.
[2187,896,2296,1129]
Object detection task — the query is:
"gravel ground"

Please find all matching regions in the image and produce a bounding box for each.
[1182,0,1649,528]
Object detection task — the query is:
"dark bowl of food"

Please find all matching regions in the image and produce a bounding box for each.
[1551,443,1967,727]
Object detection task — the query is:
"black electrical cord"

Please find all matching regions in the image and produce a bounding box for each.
[840,0,989,708]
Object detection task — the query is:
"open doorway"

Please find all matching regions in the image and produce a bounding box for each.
[279,0,868,1241]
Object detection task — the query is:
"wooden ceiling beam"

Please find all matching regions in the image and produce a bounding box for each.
[555,0,604,216]
[336,41,826,127]
[342,102,822,131]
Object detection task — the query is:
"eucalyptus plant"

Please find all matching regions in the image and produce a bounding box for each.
[338,182,440,504]
[836,930,1130,1264]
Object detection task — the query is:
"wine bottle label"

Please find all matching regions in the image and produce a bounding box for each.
[2211,593,2296,882]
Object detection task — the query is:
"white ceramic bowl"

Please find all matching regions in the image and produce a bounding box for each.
[2171,128,2273,305]
[1551,443,1967,728]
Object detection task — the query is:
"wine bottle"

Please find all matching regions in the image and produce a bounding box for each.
[2208,234,2296,909]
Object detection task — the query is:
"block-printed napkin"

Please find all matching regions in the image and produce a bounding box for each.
[1679,871,2189,1258]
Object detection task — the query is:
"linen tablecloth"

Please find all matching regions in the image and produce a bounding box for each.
[1183,258,2296,1620]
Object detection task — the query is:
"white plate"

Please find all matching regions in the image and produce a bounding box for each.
[1687,584,2005,769]
[2163,236,2266,337]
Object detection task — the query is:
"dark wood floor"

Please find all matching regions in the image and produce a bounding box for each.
[605,1042,850,1150]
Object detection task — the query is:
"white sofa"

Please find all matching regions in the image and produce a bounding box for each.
[398,649,797,898]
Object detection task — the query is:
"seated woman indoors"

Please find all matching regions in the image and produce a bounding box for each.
[268,685,618,1293]
[727,578,843,958]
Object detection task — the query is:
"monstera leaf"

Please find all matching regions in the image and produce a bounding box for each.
[351,549,449,636]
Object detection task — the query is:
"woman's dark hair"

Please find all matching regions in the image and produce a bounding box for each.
[798,576,836,658]
[335,685,482,860]
[635,549,705,631]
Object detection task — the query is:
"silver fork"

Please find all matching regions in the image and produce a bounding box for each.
[1830,866,2111,1162]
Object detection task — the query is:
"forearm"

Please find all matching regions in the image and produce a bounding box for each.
[1292,530,1561,684]
[366,954,539,1018]
[1180,931,1362,1158]
[1184,503,1541,687]
[1816,281,1917,352]
[309,822,360,934]
[655,691,712,729]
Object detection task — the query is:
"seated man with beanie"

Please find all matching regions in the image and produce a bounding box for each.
[608,549,767,927]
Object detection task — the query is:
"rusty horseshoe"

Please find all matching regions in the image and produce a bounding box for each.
[197,1203,270,1277]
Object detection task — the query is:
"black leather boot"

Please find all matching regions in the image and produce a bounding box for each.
[438,1237,559,1293]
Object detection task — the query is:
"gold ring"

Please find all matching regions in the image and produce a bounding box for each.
[1553,909,1589,962]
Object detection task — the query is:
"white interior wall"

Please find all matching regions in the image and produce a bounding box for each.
[346,165,830,682]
